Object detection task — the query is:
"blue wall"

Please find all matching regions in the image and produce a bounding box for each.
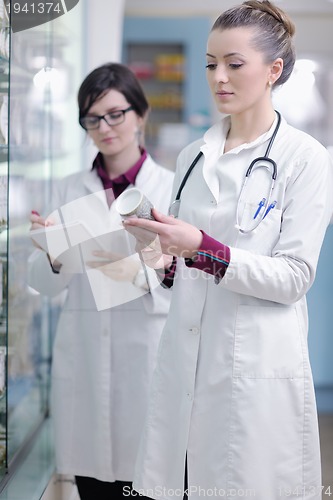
[307,224,333,411]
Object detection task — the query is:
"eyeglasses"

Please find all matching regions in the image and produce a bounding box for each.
[79,106,134,130]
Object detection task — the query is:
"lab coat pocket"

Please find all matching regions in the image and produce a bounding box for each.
[233,305,304,378]
[236,202,282,253]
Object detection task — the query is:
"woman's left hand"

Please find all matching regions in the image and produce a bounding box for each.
[86,251,141,282]
[122,208,203,259]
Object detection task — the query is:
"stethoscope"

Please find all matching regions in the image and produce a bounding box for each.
[168,110,281,234]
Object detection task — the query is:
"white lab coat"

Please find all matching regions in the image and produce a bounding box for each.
[133,116,333,500]
[28,156,174,482]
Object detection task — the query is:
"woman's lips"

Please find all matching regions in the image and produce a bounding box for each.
[102,137,117,144]
[216,91,233,98]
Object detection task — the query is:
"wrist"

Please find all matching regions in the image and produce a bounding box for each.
[183,229,203,259]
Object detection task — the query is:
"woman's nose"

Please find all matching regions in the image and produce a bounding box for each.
[214,66,228,84]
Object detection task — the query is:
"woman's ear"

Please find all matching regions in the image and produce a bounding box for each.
[269,58,284,85]
[137,109,150,147]
[142,108,150,128]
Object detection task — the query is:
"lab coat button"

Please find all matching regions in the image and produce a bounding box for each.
[186,392,193,401]
[189,326,199,335]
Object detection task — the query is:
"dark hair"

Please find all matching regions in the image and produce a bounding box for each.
[78,62,149,121]
[211,0,296,86]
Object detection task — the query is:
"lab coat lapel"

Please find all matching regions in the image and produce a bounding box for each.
[82,170,108,207]
[82,169,122,230]
[200,120,229,203]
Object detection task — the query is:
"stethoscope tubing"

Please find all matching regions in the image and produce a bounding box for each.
[168,151,203,218]
[236,111,281,233]
[175,151,203,202]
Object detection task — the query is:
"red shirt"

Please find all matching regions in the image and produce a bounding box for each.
[92,148,148,206]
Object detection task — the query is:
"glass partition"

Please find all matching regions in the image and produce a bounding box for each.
[0,0,9,482]
[0,0,83,482]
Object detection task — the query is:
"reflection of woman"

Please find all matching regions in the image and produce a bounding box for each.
[28,63,174,500]
[124,2,333,499]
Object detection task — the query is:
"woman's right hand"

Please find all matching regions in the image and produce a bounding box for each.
[30,211,54,249]
[30,211,63,272]
[123,208,203,261]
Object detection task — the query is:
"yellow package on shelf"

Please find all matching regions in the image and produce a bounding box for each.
[155,53,185,82]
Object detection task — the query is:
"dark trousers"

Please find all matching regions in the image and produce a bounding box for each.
[75,476,148,500]
[75,477,133,500]
[76,458,188,500]
[183,454,188,500]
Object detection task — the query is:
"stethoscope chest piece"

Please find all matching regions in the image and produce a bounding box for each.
[168,200,181,218]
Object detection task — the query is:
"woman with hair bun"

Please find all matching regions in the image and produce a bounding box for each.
[124,2,333,499]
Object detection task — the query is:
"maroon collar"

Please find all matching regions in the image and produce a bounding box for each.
[92,149,147,205]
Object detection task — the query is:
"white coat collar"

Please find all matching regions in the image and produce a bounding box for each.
[82,168,108,207]
[199,114,280,202]
[132,154,157,188]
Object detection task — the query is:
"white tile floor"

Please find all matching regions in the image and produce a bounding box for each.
[41,475,79,500]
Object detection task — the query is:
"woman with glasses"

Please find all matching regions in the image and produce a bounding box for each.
[28,62,174,500]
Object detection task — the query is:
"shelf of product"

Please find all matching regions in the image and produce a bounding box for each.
[154,53,184,82]
[146,88,183,110]
[129,53,184,83]
[126,43,185,151]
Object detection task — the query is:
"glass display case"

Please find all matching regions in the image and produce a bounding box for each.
[0,0,84,487]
